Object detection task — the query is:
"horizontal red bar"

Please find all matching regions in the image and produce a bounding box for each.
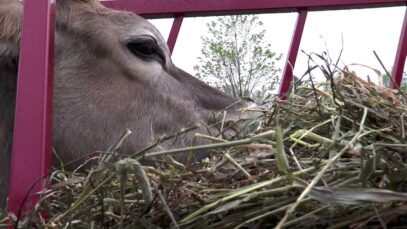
[101,0,405,17]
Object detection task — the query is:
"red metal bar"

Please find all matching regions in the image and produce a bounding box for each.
[167,14,184,54]
[278,10,308,99]
[8,0,55,215]
[391,6,407,88]
[4,0,404,219]
[101,0,405,18]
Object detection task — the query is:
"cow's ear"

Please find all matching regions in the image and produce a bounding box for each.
[0,0,22,56]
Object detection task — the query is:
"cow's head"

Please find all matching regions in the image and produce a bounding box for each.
[0,0,259,168]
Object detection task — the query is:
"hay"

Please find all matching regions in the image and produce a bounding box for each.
[2,67,407,229]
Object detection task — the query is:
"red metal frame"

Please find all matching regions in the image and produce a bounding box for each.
[8,0,55,216]
[392,7,407,88]
[101,0,406,17]
[7,0,407,217]
[167,14,185,54]
[278,10,308,99]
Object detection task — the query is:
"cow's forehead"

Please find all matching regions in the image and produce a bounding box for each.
[58,1,169,54]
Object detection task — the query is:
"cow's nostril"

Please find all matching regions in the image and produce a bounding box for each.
[220,102,264,123]
[239,102,265,120]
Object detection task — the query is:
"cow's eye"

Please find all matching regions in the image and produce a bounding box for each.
[126,37,164,64]
[127,40,154,58]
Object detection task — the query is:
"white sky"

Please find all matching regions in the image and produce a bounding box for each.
[149,6,406,83]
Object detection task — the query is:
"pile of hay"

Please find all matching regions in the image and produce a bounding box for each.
[2,69,407,228]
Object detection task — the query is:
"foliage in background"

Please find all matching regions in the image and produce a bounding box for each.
[194,15,281,103]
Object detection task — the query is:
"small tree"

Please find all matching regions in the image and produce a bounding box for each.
[194,15,281,102]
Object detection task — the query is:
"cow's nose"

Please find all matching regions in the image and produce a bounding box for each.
[222,102,264,122]
[238,102,265,120]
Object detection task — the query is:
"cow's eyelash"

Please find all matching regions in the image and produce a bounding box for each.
[126,38,165,64]
[127,39,155,58]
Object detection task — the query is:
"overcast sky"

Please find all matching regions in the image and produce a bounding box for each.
[149,6,406,83]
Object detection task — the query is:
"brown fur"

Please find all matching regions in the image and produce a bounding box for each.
[0,0,21,40]
[0,0,251,208]
[0,0,22,57]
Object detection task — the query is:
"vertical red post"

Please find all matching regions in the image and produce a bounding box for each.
[167,14,184,55]
[391,6,407,88]
[8,0,55,216]
[278,10,308,99]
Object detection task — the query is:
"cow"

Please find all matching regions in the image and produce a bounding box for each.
[0,0,259,208]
